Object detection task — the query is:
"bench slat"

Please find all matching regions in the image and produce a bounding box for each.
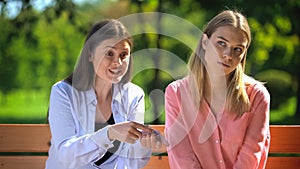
[266,157,300,169]
[1,124,300,154]
[0,156,47,169]
[149,125,300,154]
[269,125,300,153]
[143,156,170,169]
[1,156,299,169]
[1,124,300,169]
[0,124,51,152]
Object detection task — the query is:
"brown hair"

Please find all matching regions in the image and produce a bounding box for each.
[65,19,133,90]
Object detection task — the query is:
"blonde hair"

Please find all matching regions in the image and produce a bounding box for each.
[188,10,251,116]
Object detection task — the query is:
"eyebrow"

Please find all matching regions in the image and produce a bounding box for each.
[104,45,130,50]
[105,46,116,49]
[217,36,246,48]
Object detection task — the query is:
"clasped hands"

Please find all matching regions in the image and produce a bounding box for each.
[107,121,169,149]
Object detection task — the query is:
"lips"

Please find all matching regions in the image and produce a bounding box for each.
[109,68,122,75]
[217,61,230,68]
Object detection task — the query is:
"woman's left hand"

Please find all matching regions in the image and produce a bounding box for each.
[140,130,169,150]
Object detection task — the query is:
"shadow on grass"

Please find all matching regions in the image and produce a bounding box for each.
[0,118,47,124]
[270,115,300,125]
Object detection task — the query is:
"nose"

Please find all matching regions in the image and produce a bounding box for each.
[112,56,122,66]
[223,48,232,61]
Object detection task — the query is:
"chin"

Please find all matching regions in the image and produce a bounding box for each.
[111,77,122,84]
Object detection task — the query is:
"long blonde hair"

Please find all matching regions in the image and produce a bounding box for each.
[188,10,251,116]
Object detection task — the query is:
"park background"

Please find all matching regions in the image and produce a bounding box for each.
[0,0,299,125]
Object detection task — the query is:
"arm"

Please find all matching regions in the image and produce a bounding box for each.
[234,84,271,169]
[114,84,152,169]
[165,83,202,169]
[48,83,114,168]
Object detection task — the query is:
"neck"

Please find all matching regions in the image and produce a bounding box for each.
[204,74,227,114]
[94,77,112,102]
[205,74,227,96]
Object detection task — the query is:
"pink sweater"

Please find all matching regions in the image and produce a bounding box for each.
[165,77,270,169]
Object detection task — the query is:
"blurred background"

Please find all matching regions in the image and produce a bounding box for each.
[0,0,299,125]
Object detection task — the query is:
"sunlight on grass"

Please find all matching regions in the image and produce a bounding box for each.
[0,90,49,121]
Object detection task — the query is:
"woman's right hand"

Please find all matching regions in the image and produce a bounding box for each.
[107,121,152,144]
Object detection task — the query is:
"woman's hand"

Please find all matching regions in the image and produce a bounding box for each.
[107,121,152,144]
[140,130,169,150]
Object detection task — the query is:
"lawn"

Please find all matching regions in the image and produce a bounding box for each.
[0,90,298,124]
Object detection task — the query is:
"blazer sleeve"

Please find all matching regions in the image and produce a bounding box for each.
[114,84,151,169]
[48,82,114,168]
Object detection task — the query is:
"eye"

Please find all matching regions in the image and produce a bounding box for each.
[120,52,129,60]
[234,47,243,53]
[217,41,226,47]
[105,50,114,57]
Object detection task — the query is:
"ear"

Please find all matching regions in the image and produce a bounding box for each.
[89,54,94,61]
[202,34,209,50]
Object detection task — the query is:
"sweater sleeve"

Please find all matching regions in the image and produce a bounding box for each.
[234,84,271,169]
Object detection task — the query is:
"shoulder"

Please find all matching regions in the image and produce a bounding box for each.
[244,75,270,102]
[122,82,144,95]
[113,82,145,101]
[51,81,72,93]
[165,77,189,99]
[166,77,188,93]
[50,81,88,99]
[49,81,73,99]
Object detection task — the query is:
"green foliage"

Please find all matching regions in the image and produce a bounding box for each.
[270,97,299,124]
[0,16,18,92]
[33,11,83,89]
[0,0,299,124]
[255,69,295,109]
[248,18,299,69]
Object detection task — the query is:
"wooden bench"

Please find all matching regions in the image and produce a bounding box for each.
[0,124,299,169]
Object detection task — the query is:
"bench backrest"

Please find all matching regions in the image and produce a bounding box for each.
[0,124,300,169]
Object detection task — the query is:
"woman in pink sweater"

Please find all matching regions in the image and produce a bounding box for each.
[165,10,270,169]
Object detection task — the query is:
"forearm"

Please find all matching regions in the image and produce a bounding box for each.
[234,86,270,169]
[52,126,114,168]
[116,141,151,169]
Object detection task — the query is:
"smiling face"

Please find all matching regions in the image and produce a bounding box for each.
[92,39,131,84]
[202,25,248,78]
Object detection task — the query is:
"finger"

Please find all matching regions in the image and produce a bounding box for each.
[146,132,151,149]
[153,130,169,146]
[129,126,143,139]
[140,135,147,147]
[128,129,141,140]
[130,122,152,133]
[151,132,159,149]
[160,135,169,146]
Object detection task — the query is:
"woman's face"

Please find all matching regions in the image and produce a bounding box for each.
[202,25,248,78]
[92,39,131,84]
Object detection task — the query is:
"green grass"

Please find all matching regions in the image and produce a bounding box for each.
[0,90,299,124]
[0,90,49,123]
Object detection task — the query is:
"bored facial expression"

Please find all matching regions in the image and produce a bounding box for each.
[202,25,248,77]
[92,39,131,83]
